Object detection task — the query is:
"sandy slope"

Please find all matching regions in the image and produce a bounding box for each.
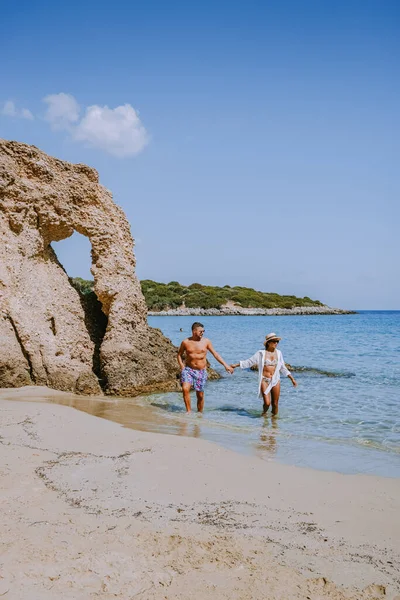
[1,387,399,599]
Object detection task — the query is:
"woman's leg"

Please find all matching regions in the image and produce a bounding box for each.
[271,382,281,416]
[260,379,271,413]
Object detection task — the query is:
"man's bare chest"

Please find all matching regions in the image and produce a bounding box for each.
[185,341,208,355]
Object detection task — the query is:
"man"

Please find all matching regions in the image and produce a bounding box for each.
[177,322,233,413]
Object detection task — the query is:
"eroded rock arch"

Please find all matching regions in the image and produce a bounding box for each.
[0,139,179,395]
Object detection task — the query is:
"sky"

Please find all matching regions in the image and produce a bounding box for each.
[1,0,399,309]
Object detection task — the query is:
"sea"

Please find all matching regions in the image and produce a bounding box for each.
[142,311,400,478]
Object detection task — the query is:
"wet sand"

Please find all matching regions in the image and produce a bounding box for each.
[1,386,400,599]
[0,385,281,462]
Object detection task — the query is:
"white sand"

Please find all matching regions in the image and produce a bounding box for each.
[1,386,399,599]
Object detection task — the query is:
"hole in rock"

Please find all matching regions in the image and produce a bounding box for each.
[51,232,108,389]
[52,232,92,280]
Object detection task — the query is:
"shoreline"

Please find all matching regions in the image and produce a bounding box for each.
[1,386,399,599]
[1,384,398,479]
[148,305,356,316]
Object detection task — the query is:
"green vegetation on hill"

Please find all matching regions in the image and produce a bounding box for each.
[71,278,323,310]
[141,281,323,310]
[71,277,94,295]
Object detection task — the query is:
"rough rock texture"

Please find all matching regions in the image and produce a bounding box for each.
[0,139,183,396]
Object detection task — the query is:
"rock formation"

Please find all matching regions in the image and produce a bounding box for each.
[0,139,183,396]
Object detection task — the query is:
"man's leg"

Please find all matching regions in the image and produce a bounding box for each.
[196,391,204,413]
[182,383,192,412]
[195,369,207,413]
[271,382,281,416]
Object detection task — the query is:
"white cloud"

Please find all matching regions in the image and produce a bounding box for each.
[43,93,80,129]
[74,104,149,157]
[42,93,149,157]
[2,100,34,120]
[21,108,34,120]
[2,100,17,116]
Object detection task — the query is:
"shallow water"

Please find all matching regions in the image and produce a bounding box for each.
[3,312,399,478]
[144,312,400,478]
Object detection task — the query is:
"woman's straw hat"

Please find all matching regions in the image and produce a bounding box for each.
[265,332,281,343]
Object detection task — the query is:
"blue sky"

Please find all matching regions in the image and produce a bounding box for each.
[1,0,399,309]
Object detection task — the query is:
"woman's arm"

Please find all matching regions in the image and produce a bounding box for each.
[280,362,291,377]
[231,351,260,370]
[279,352,297,386]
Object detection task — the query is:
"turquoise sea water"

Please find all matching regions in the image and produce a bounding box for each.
[145,312,400,478]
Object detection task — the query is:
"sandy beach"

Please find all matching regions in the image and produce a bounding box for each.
[1,386,399,600]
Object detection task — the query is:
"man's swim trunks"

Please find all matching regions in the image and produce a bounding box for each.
[180,367,208,391]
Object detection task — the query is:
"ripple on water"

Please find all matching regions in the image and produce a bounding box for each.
[144,313,400,476]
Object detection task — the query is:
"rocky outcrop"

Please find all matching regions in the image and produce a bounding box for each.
[0,139,182,396]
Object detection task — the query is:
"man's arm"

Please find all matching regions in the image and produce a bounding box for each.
[177,341,186,371]
[207,340,234,374]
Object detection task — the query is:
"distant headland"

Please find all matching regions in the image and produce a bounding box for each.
[73,278,355,316]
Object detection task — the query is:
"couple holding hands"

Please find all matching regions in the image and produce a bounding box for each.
[177,322,297,414]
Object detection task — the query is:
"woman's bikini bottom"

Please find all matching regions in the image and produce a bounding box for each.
[262,376,278,396]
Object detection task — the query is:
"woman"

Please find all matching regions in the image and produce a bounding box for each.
[231,332,297,415]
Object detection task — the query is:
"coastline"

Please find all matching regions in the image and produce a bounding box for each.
[148,305,356,316]
[1,386,399,599]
